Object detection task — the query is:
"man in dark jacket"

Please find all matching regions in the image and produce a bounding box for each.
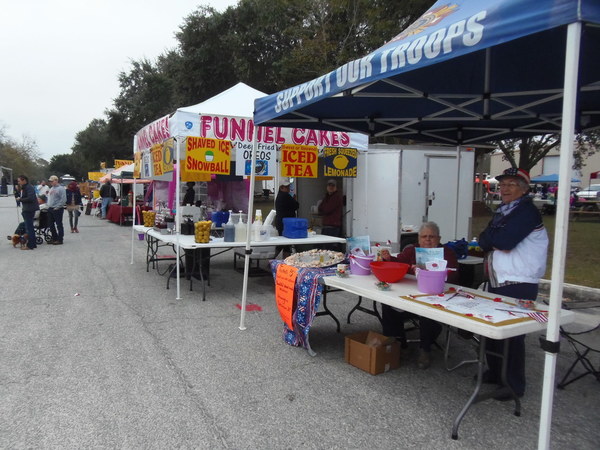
[274,181,299,235]
[99,180,117,219]
[16,175,39,250]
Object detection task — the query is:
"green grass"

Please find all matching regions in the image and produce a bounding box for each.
[471,213,600,289]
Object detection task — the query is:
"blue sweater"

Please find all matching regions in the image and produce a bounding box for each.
[479,197,548,284]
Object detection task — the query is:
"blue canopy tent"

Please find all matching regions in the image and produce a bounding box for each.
[531,173,581,183]
[254,0,600,447]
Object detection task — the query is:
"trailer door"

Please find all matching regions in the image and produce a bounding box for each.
[426,155,457,240]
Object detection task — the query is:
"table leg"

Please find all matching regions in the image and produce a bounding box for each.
[452,335,487,440]
[347,296,382,325]
[451,337,521,440]
[316,287,341,332]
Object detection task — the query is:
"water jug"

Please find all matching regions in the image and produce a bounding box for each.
[223,210,235,242]
[235,211,247,242]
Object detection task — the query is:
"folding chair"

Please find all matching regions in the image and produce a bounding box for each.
[557,323,600,389]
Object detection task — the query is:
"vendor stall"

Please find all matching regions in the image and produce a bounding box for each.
[132,82,367,302]
[254,0,600,444]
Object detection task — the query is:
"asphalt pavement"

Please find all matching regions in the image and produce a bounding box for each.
[1,195,599,449]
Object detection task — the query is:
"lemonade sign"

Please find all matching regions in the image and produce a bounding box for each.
[322,147,357,178]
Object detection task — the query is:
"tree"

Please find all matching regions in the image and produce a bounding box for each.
[47,154,85,180]
[74,0,432,158]
[71,119,119,170]
[0,128,47,182]
[494,132,599,173]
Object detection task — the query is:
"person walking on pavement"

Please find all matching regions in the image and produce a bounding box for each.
[100,180,117,219]
[66,181,83,233]
[15,175,39,250]
[47,175,67,245]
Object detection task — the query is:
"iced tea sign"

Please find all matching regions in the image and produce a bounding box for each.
[280,144,318,178]
[185,137,232,175]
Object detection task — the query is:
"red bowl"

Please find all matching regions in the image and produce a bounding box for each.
[370,261,410,283]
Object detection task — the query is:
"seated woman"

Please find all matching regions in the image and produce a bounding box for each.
[380,221,459,369]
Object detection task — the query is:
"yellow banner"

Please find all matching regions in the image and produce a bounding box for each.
[114,159,133,169]
[185,137,232,175]
[133,151,141,179]
[162,138,174,174]
[87,172,105,181]
[280,144,318,178]
[181,166,212,182]
[151,144,163,176]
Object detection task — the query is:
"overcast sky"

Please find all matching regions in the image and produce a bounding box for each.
[0,0,239,161]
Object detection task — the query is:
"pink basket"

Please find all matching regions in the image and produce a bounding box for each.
[416,269,447,294]
[350,254,375,275]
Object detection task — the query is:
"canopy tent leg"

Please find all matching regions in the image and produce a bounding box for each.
[175,138,182,301]
[537,21,581,450]
[239,127,259,330]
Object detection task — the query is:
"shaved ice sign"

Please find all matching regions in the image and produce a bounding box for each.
[185,137,232,175]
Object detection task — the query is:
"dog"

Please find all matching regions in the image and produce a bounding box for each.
[8,234,28,249]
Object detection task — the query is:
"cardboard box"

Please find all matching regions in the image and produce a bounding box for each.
[344,331,400,375]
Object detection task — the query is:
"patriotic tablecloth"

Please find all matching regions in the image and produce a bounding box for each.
[270,260,337,352]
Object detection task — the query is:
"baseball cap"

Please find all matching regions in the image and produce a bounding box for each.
[495,167,530,184]
[327,179,337,186]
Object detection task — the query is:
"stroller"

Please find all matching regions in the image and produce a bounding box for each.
[35,209,53,244]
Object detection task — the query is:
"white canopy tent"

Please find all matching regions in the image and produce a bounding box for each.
[133,82,367,303]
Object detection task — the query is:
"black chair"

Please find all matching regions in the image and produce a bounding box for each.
[557,323,600,389]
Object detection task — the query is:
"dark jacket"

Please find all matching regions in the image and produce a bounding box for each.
[479,197,543,252]
[66,189,83,206]
[275,190,300,233]
[318,190,343,227]
[19,183,40,213]
[100,183,117,199]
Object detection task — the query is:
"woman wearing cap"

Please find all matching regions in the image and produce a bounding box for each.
[479,167,548,400]
[66,181,83,233]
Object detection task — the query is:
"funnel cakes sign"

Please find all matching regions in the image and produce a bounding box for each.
[185,137,232,175]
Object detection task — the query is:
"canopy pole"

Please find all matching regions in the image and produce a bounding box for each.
[130,178,137,264]
[130,136,138,265]
[239,127,259,330]
[454,145,461,240]
[175,138,182,300]
[537,21,581,450]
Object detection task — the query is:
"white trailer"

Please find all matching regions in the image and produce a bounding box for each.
[346,144,475,250]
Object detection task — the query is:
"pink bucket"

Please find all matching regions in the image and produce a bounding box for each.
[416,269,447,294]
[350,254,375,275]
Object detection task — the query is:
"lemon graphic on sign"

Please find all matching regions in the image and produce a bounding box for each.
[333,154,349,169]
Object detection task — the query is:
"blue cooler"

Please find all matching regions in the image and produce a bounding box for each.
[282,218,308,238]
[211,211,228,227]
